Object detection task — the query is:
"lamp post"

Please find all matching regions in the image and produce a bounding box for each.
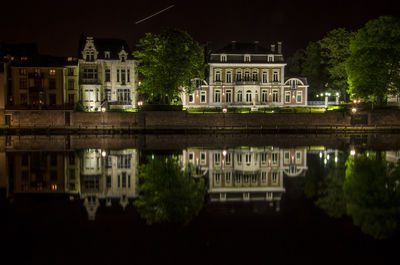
[335,92,339,105]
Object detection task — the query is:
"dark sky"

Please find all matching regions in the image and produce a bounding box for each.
[1,0,398,57]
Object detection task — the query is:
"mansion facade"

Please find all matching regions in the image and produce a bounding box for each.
[79,37,138,111]
[182,41,308,108]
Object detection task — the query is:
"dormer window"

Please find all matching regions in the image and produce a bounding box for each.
[121,55,126,62]
[244,55,251,62]
[85,51,95,61]
[104,51,110,59]
[220,54,227,62]
[268,55,274,62]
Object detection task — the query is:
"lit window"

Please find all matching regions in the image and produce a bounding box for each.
[237,91,243,102]
[49,69,56,76]
[272,90,279,102]
[215,71,221,82]
[236,71,242,81]
[226,71,232,83]
[252,72,258,81]
[285,91,291,103]
[296,91,302,103]
[262,71,268,83]
[215,90,221,103]
[225,90,232,103]
[273,71,279,82]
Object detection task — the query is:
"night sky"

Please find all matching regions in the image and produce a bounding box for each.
[1,0,398,57]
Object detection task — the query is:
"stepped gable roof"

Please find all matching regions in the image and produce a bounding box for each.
[78,36,133,60]
[213,42,277,55]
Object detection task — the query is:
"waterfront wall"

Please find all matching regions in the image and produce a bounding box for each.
[2,109,400,129]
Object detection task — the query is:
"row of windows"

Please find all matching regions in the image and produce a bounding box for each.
[189,90,303,104]
[215,70,280,83]
[82,68,132,83]
[19,93,58,105]
[19,78,57,89]
[219,54,274,63]
[18,68,56,76]
[214,171,279,185]
[106,172,131,188]
[213,152,279,165]
[285,91,303,104]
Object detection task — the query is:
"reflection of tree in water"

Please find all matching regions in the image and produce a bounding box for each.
[304,150,347,218]
[134,155,206,225]
[344,152,400,239]
[305,150,400,239]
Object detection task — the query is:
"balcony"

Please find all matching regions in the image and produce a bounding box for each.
[80,78,101,85]
[235,81,260,85]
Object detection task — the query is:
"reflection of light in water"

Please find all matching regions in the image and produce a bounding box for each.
[324,158,327,165]
[319,152,323,158]
[351,150,356,156]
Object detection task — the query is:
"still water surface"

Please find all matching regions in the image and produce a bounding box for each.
[1,135,399,264]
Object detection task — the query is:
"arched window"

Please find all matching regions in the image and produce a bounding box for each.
[237,91,243,102]
[246,90,252,102]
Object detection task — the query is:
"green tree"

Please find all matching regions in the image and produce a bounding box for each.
[301,42,330,100]
[319,28,355,101]
[134,155,206,225]
[346,16,400,106]
[133,28,205,105]
[344,152,400,239]
[286,48,305,77]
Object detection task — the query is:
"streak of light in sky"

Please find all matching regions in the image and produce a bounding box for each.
[135,5,175,24]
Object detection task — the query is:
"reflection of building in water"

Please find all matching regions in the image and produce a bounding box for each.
[182,147,308,211]
[79,149,138,220]
[6,152,66,194]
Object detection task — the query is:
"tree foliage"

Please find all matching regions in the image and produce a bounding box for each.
[346,16,400,105]
[304,151,347,218]
[134,155,206,225]
[344,152,400,239]
[133,28,205,104]
[319,28,355,100]
[301,42,330,100]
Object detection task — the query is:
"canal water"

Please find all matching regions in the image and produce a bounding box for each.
[1,134,399,264]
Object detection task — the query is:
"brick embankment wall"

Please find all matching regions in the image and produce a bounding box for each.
[2,109,400,129]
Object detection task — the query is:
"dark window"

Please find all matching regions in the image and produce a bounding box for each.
[20,94,27,105]
[121,69,126,84]
[68,68,74,76]
[69,154,75,165]
[122,172,126,188]
[49,94,56,105]
[50,170,58,180]
[127,69,130,82]
[49,78,56,89]
[21,154,29,166]
[106,175,111,188]
[105,69,111,82]
[68,79,74,90]
[19,79,27,89]
[68,94,74,105]
[69,169,75,180]
[50,155,57,166]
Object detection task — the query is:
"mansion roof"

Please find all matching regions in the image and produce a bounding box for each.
[78,36,133,60]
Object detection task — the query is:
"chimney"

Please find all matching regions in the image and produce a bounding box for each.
[277,42,282,54]
[232,40,236,50]
[270,44,275,52]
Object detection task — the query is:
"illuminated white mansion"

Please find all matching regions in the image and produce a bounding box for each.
[182,41,308,109]
[78,36,138,111]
